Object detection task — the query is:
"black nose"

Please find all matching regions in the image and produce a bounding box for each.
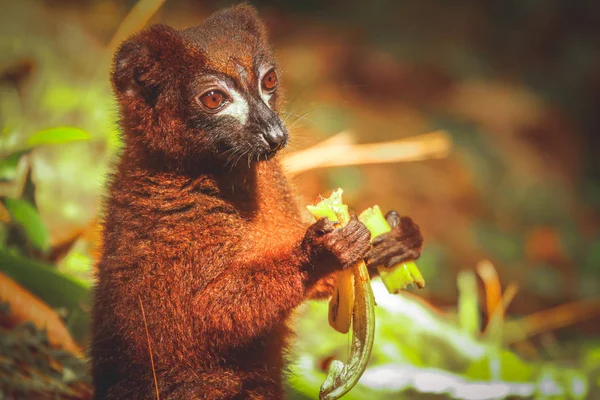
[263,126,287,152]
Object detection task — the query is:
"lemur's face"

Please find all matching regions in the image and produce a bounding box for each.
[189,65,286,164]
[183,16,288,165]
[112,5,288,169]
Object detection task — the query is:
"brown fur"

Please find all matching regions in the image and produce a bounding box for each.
[91,4,422,399]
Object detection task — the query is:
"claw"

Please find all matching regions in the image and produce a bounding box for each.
[385,210,400,228]
[371,235,385,245]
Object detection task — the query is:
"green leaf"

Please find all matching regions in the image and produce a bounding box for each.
[0,249,91,342]
[0,151,26,181]
[3,198,50,251]
[26,126,90,147]
[457,270,480,337]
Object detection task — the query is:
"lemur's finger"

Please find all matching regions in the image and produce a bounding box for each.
[313,217,337,235]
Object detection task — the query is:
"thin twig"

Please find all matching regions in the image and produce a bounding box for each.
[482,282,519,341]
[500,283,519,314]
[138,294,160,400]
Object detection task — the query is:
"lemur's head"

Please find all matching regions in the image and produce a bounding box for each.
[112,4,286,169]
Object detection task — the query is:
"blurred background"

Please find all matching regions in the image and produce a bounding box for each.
[1,0,599,398]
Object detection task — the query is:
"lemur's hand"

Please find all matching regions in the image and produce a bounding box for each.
[364,211,423,269]
[303,215,371,271]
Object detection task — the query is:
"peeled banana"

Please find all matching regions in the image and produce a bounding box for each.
[307,190,426,400]
[307,189,375,399]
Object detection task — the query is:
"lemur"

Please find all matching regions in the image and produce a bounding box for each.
[91,4,423,399]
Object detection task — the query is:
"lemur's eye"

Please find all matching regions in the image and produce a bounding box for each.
[197,90,228,112]
[261,69,278,93]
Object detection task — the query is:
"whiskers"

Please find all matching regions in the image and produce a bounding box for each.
[280,106,318,152]
[220,89,322,170]
[222,142,266,171]
[223,147,251,171]
[278,84,324,151]
[284,110,312,131]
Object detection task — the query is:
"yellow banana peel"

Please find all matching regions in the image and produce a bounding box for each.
[307,189,426,400]
[306,189,354,334]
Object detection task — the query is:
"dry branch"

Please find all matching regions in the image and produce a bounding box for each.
[282,130,452,175]
[505,297,600,344]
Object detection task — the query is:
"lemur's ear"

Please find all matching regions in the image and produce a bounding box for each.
[112,24,183,105]
[228,4,268,40]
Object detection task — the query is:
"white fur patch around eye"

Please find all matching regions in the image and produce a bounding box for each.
[220,88,249,125]
[259,89,273,109]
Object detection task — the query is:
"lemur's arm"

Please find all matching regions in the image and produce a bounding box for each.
[193,216,370,348]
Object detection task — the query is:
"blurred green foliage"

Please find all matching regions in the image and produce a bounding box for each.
[4,197,50,252]
[288,282,593,399]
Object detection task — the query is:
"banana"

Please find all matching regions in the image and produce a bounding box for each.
[327,268,354,334]
[306,189,354,334]
[307,191,426,400]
